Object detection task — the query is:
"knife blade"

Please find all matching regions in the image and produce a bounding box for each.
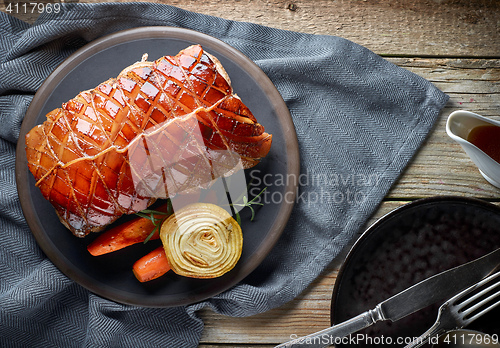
[275,247,500,348]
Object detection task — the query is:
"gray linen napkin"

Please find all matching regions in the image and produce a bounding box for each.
[0,3,448,347]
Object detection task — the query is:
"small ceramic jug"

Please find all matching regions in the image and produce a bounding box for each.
[446,110,500,189]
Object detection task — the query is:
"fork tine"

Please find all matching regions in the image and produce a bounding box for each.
[459,277,500,309]
[452,271,500,303]
[457,271,500,325]
[465,298,500,324]
[402,271,500,348]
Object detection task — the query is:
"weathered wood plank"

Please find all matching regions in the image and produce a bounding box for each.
[199,268,337,344]
[178,59,499,346]
[387,108,500,199]
[384,58,500,199]
[2,1,499,346]
[200,200,500,345]
[1,0,498,57]
[198,201,408,345]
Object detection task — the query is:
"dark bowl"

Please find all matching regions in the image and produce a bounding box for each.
[331,196,500,347]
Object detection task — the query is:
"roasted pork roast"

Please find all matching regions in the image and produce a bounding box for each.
[25,45,272,237]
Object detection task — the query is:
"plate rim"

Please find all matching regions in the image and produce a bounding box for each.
[330,195,500,326]
[15,26,300,307]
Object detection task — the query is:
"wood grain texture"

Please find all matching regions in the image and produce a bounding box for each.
[385,58,500,199]
[2,0,499,57]
[197,58,500,345]
[200,201,500,346]
[2,1,499,346]
[197,201,412,345]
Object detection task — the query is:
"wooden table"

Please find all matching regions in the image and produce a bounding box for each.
[4,0,499,346]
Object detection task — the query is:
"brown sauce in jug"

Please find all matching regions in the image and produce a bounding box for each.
[467,125,500,163]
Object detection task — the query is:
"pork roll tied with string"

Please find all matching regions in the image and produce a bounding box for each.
[25,45,272,237]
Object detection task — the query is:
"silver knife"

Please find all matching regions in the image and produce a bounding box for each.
[275,247,500,348]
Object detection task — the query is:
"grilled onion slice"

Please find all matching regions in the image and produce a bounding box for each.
[159,203,242,279]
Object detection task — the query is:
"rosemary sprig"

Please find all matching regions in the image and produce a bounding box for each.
[136,185,266,242]
[136,200,173,244]
[231,187,267,224]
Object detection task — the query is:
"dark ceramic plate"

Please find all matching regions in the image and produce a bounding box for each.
[331,197,500,347]
[15,27,299,307]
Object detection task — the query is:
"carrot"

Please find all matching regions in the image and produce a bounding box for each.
[87,203,171,256]
[133,246,171,282]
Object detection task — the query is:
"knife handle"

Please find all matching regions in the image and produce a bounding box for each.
[275,306,385,348]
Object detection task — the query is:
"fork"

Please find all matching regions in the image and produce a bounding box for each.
[404,271,500,348]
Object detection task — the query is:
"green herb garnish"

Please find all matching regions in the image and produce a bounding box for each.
[136,185,266,242]
[231,187,267,224]
[135,199,173,244]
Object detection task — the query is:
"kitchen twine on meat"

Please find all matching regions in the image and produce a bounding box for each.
[0,3,448,347]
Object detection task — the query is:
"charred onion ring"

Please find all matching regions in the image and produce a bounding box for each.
[159,203,242,278]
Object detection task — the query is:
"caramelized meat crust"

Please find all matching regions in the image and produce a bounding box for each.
[25,45,272,237]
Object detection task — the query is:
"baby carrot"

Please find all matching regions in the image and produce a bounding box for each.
[87,203,171,256]
[132,246,171,282]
